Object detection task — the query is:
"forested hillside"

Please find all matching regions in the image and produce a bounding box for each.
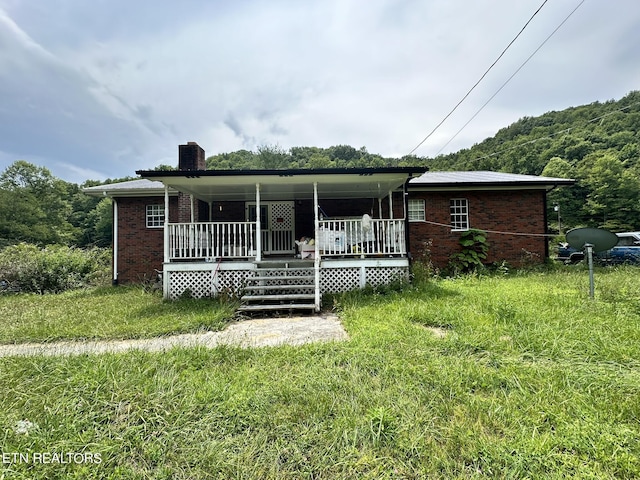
[426,90,640,231]
[1,91,639,248]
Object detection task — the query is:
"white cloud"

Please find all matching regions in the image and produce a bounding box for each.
[0,0,639,182]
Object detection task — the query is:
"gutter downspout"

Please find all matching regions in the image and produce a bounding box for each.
[313,182,321,312]
[163,185,170,299]
[112,198,118,285]
[403,178,411,260]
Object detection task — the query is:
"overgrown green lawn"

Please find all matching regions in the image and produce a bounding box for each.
[1,267,639,478]
[0,286,235,343]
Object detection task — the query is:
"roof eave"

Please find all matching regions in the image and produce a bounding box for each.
[135,166,428,178]
[409,179,576,192]
[83,187,179,198]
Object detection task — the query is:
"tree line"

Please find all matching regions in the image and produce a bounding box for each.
[0,161,129,248]
[1,90,639,249]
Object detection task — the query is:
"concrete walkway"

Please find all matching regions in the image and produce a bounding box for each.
[0,314,348,357]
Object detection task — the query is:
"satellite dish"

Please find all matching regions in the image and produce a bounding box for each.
[566,227,618,253]
[565,227,618,300]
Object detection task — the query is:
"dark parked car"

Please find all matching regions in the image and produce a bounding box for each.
[555,243,584,264]
[555,231,640,265]
[599,231,640,264]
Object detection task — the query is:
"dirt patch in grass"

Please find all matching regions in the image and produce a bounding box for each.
[420,325,449,338]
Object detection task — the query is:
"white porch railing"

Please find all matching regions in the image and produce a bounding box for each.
[168,222,256,260]
[317,218,406,256]
[167,218,406,261]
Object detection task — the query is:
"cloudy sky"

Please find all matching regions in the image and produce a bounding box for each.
[0,0,638,183]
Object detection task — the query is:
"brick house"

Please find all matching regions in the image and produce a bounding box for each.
[84,142,573,311]
[407,171,571,268]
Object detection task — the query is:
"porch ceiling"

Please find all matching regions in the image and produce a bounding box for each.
[136,168,426,202]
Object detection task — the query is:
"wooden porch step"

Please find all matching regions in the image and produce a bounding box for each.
[238,303,317,312]
[255,261,314,268]
[243,284,314,292]
[247,275,314,283]
[251,268,314,274]
[239,263,319,313]
[241,293,315,302]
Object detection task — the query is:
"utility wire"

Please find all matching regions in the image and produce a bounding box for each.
[435,0,586,156]
[447,101,640,166]
[423,219,557,237]
[407,0,550,156]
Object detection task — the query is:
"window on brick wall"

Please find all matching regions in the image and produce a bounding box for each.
[408,199,425,222]
[450,198,469,230]
[146,204,165,228]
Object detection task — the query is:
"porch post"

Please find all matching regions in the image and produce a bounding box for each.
[378,197,383,219]
[388,190,393,219]
[163,185,170,263]
[313,182,321,311]
[255,183,262,261]
[190,195,195,223]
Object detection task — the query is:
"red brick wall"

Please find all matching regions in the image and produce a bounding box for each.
[114,189,548,283]
[115,197,178,283]
[408,190,547,268]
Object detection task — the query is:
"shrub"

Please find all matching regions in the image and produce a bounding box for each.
[448,228,489,274]
[0,243,110,294]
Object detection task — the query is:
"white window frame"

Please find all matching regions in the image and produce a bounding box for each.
[450,198,469,231]
[146,204,165,228]
[408,199,425,222]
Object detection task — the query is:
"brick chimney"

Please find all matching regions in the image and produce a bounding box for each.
[178,142,205,171]
[177,142,205,223]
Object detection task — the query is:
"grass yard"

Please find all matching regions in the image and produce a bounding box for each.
[1,266,639,478]
[0,286,235,343]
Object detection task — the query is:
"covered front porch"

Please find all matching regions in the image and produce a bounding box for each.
[137,166,426,311]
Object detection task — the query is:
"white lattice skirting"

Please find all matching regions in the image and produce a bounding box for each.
[164,260,409,300]
[320,265,408,293]
[165,266,255,300]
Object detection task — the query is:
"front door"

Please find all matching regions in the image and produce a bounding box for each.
[247,201,295,255]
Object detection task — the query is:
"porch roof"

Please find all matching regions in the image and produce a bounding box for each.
[135,167,426,202]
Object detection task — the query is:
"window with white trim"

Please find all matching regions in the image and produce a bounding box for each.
[450,198,469,230]
[146,204,165,228]
[408,199,425,222]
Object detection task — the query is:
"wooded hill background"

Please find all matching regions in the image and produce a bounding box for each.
[1,90,639,248]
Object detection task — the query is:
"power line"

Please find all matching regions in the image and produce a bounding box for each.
[435,0,586,156]
[441,100,640,166]
[407,0,550,156]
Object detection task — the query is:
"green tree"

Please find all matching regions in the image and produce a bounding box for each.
[580,152,640,230]
[256,145,290,169]
[0,161,78,245]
